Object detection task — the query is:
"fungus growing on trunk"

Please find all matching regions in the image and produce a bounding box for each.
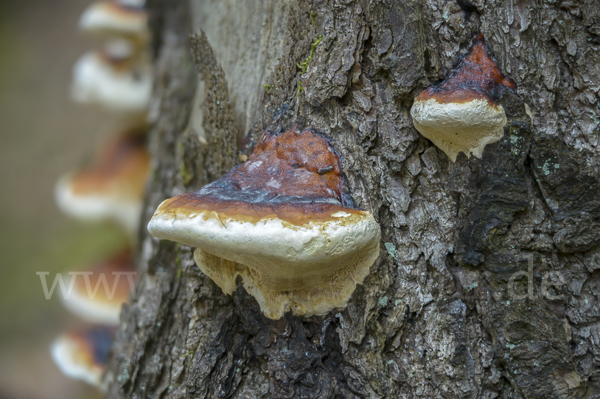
[55,129,150,234]
[51,325,115,390]
[148,126,380,319]
[410,33,516,162]
[61,249,135,325]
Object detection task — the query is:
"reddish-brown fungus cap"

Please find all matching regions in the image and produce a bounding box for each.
[148,126,380,319]
[55,128,150,233]
[61,249,135,325]
[163,127,360,225]
[417,33,516,105]
[51,325,116,390]
[411,33,516,161]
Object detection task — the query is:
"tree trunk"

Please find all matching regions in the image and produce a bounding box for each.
[107,0,600,397]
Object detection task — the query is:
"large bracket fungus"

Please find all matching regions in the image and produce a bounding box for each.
[148,126,381,319]
[410,33,517,162]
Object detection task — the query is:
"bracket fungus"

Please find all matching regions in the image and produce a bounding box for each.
[79,1,149,45]
[51,325,115,390]
[61,249,135,325]
[410,33,517,162]
[148,126,381,319]
[71,48,152,112]
[55,129,150,233]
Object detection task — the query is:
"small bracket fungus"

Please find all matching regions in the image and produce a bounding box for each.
[51,325,115,391]
[410,33,517,162]
[79,1,149,45]
[55,129,150,234]
[71,49,152,112]
[61,249,135,325]
[148,126,381,319]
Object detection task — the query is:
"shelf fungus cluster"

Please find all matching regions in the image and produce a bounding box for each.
[51,0,152,392]
[148,126,381,319]
[55,0,153,235]
[410,33,517,162]
[72,1,152,113]
[60,249,136,325]
[51,249,135,390]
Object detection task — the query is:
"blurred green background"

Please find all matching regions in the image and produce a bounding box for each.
[0,0,131,397]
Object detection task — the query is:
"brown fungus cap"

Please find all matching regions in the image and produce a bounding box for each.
[148,126,381,319]
[51,325,115,391]
[411,33,516,162]
[61,249,135,325]
[55,128,150,233]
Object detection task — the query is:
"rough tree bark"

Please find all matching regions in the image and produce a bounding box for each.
[107,0,600,397]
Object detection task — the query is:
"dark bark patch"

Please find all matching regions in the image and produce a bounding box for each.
[530,137,600,252]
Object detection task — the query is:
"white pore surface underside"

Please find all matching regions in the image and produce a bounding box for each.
[148,204,381,318]
[148,206,378,273]
[411,98,507,161]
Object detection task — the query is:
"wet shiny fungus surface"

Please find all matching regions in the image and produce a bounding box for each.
[417,33,516,105]
[160,126,362,225]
